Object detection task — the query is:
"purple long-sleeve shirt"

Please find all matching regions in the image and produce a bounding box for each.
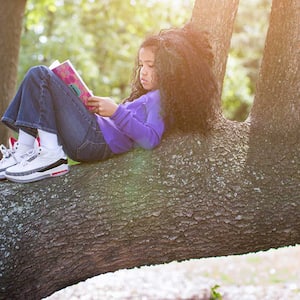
[96,89,164,154]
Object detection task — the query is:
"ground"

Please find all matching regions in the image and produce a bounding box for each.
[45,245,300,300]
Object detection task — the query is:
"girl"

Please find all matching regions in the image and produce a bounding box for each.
[0,24,219,183]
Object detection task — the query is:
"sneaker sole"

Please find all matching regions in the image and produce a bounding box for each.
[5,162,69,183]
[0,163,18,180]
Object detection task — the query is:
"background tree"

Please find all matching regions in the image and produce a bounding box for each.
[0,0,27,143]
[0,0,299,299]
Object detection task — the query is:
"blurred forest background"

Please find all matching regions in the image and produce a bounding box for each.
[19,0,271,121]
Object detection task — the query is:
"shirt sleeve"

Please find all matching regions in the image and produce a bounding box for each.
[110,92,164,150]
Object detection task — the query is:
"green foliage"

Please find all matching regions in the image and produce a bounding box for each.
[19,0,271,119]
[222,0,271,121]
[210,284,223,300]
[222,56,253,121]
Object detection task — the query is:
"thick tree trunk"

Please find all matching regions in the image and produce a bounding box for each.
[0,0,26,142]
[1,125,299,299]
[191,0,239,92]
[0,0,299,299]
[250,0,300,131]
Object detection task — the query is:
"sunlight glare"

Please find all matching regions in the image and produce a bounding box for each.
[131,0,194,10]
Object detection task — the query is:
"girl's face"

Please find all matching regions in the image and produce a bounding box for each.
[138,47,158,91]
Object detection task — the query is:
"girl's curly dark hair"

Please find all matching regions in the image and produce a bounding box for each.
[125,23,220,135]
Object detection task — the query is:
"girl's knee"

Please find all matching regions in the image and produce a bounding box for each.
[27,65,50,79]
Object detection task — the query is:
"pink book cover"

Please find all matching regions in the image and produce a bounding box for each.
[50,60,93,109]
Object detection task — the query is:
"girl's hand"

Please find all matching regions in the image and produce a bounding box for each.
[87,96,118,117]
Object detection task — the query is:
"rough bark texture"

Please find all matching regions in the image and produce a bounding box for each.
[1,124,299,299]
[0,0,26,142]
[250,0,300,132]
[191,0,239,92]
[0,0,299,299]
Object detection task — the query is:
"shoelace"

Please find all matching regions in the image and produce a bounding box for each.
[19,148,39,167]
[0,144,14,161]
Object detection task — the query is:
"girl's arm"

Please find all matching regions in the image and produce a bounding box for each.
[110,93,164,149]
[87,96,118,117]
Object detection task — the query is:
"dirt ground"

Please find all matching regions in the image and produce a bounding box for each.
[45,245,300,300]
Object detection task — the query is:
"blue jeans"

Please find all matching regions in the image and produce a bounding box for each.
[1,66,114,162]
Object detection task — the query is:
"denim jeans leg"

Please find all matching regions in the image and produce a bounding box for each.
[2,65,114,162]
[2,66,59,135]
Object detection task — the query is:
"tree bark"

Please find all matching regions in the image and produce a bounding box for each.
[250,0,300,131]
[0,0,27,143]
[191,0,239,92]
[0,0,299,299]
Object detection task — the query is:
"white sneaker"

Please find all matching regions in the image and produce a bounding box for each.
[0,137,36,180]
[5,146,69,183]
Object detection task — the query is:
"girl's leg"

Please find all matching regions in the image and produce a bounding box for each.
[18,130,36,147]
[2,65,113,162]
[2,65,113,182]
[37,129,59,150]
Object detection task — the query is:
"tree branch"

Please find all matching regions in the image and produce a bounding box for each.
[1,124,299,299]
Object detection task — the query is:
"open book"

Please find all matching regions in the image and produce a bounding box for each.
[49,60,93,109]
